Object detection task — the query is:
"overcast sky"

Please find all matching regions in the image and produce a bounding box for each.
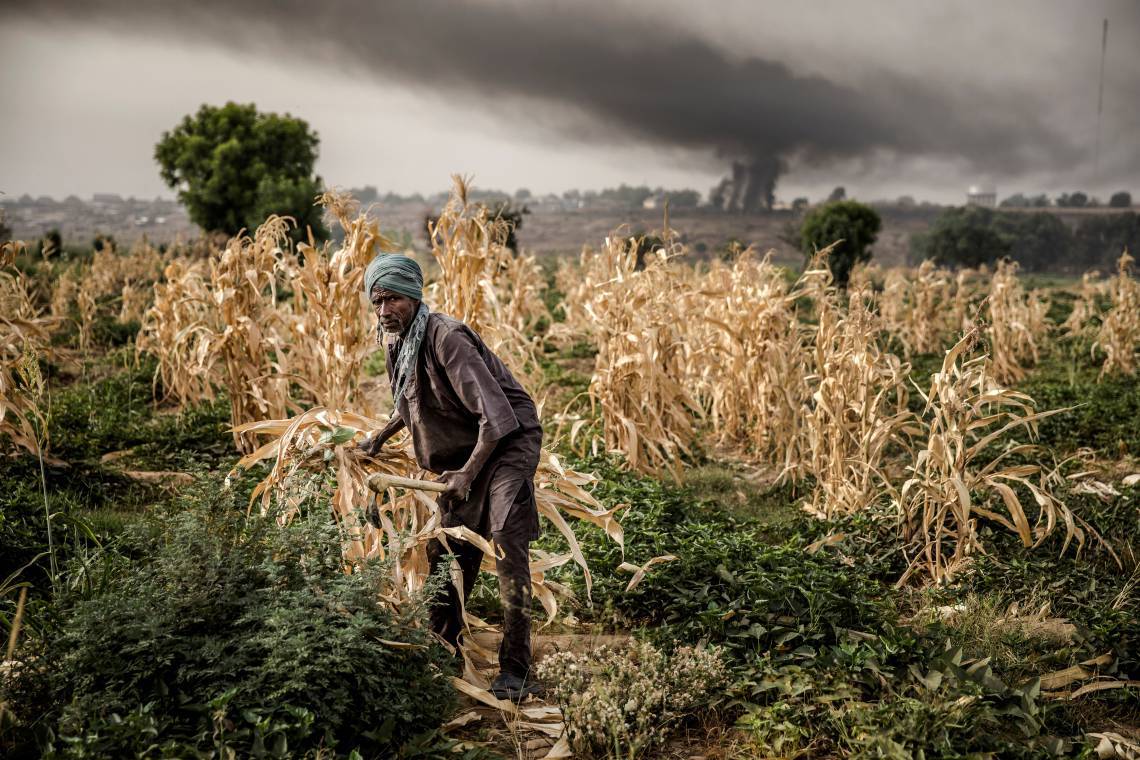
[1,0,1137,204]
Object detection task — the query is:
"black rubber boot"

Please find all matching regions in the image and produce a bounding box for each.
[490,672,544,700]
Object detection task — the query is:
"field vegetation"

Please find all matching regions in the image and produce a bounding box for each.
[1,183,1138,758]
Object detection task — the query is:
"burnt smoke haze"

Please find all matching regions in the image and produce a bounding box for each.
[3,0,1137,208]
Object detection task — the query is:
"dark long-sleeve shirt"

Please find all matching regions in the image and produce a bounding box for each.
[386,312,542,536]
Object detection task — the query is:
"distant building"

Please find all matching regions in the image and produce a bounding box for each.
[967,186,997,208]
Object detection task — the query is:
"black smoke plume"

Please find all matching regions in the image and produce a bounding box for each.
[2,0,1100,207]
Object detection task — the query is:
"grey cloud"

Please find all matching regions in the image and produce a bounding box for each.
[3,0,1134,199]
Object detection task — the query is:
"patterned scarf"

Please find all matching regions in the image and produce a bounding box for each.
[389,302,430,408]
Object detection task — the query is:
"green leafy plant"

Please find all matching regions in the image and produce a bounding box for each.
[4,483,454,758]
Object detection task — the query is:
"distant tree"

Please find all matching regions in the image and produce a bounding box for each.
[623,230,666,270]
[827,186,847,203]
[664,189,701,208]
[791,197,809,212]
[598,184,654,208]
[1000,193,1030,208]
[1030,193,1050,207]
[716,237,746,261]
[799,200,881,287]
[0,209,11,243]
[37,228,63,259]
[895,195,916,208]
[1110,191,1132,208]
[514,188,532,201]
[486,201,529,251]
[914,207,1010,269]
[92,232,118,253]
[1056,191,1089,208]
[350,185,379,205]
[154,102,328,242]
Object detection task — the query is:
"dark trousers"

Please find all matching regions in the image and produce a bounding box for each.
[426,516,533,678]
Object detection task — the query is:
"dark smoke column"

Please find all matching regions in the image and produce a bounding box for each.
[710,157,784,213]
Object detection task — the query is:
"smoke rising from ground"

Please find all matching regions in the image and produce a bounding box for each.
[3,1,1137,204]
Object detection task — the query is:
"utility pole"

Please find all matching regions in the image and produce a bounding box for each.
[1095,18,1108,187]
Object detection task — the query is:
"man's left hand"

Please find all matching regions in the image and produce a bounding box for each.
[437,469,475,503]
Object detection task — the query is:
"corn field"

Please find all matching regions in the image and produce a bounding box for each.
[5,204,1136,593]
[5,190,1140,759]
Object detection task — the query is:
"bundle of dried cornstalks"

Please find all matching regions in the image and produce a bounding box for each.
[897,331,1085,584]
[878,261,956,356]
[584,230,702,480]
[551,234,639,345]
[1095,251,1139,378]
[279,191,398,413]
[1061,270,1103,338]
[802,278,916,518]
[139,219,295,450]
[424,176,546,390]
[1,241,55,456]
[949,267,987,339]
[986,260,1048,385]
[685,248,808,472]
[137,258,216,405]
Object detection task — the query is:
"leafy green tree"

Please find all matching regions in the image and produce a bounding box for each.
[827,186,847,202]
[993,212,1072,272]
[800,200,881,287]
[1073,212,1140,270]
[155,102,328,241]
[1110,191,1132,208]
[913,206,1010,269]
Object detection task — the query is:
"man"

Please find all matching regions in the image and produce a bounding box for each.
[358,253,544,700]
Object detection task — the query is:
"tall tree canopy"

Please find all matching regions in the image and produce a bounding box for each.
[800,200,881,287]
[155,102,328,241]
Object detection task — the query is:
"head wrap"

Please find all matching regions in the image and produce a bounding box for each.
[364,253,423,301]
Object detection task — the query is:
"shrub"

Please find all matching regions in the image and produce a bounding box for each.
[537,641,727,758]
[5,484,454,758]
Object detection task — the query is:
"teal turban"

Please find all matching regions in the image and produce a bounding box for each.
[364,254,423,301]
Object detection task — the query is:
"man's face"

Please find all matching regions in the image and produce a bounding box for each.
[370,287,418,334]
